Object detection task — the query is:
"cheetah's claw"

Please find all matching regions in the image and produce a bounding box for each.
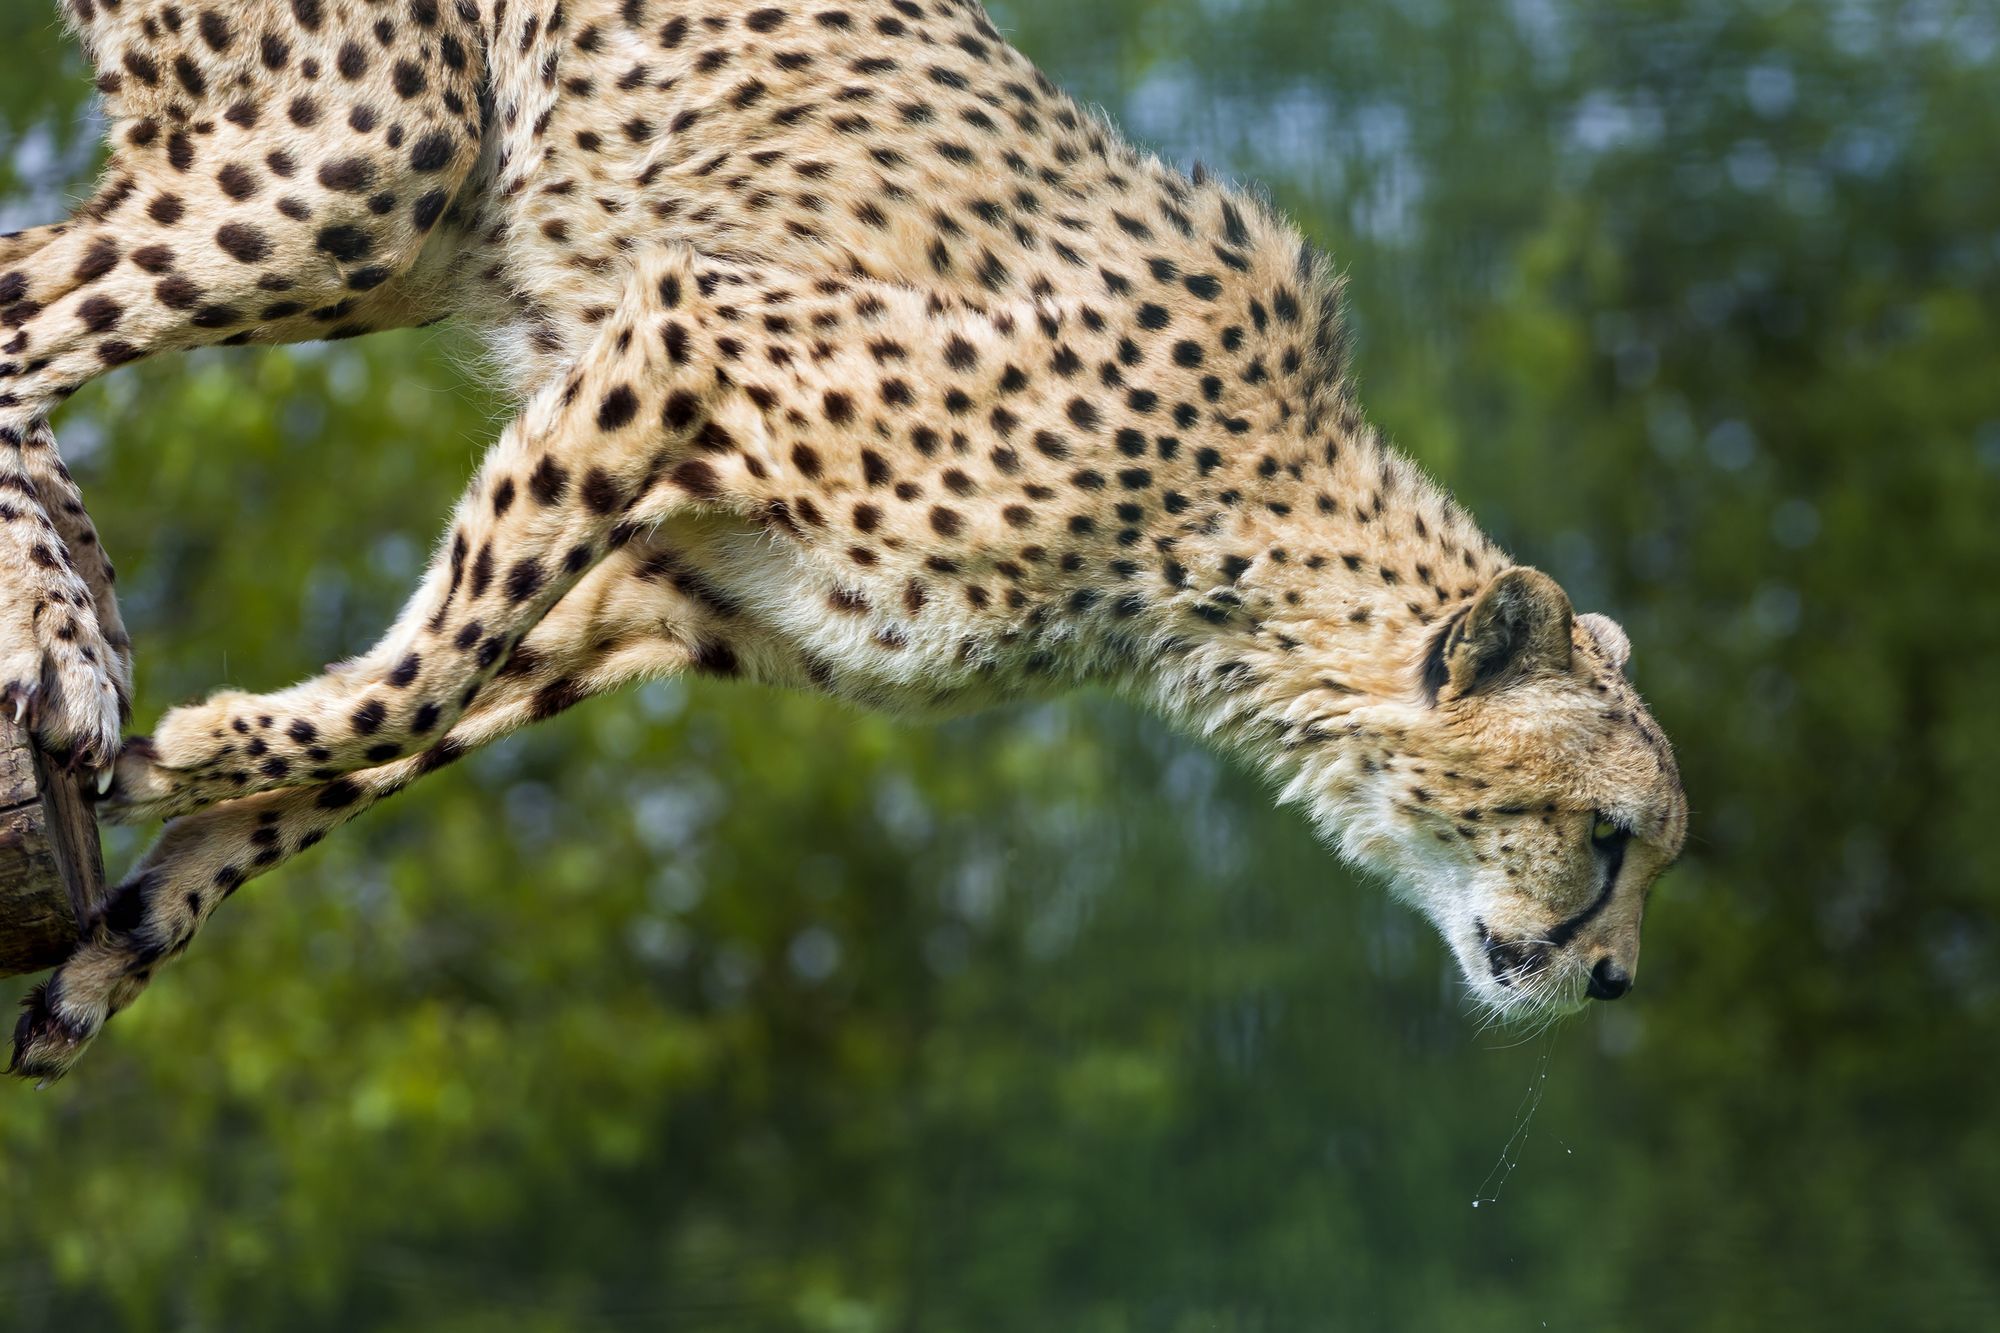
[98,735,182,823]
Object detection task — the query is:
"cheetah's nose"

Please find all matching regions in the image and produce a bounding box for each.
[1586,958,1632,1001]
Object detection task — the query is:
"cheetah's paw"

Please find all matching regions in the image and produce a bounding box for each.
[0,623,124,781]
[101,690,270,823]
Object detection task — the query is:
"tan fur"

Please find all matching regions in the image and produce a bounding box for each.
[4,0,1684,1082]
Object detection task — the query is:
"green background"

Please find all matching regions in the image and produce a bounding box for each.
[4,0,1998,1328]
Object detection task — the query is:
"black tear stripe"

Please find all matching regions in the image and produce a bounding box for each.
[1546,837,1627,949]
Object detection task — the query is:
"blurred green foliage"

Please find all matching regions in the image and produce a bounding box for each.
[2,0,1998,1328]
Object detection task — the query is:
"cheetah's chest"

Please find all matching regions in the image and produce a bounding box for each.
[658,514,1127,718]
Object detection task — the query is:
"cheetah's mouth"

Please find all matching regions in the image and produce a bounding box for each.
[1475,919,1550,988]
[1472,837,1628,990]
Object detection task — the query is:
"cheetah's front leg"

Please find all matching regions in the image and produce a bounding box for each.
[106,246,749,823]
[13,539,717,1082]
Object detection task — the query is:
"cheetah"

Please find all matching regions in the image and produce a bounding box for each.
[4,0,1686,1083]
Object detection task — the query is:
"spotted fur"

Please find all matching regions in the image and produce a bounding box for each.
[5,0,1686,1082]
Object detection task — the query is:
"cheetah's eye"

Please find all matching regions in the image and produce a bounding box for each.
[1591,814,1629,851]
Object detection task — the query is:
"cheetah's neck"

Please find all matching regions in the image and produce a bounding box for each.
[1128,410,1513,828]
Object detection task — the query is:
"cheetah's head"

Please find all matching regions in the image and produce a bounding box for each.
[1324,568,1687,1019]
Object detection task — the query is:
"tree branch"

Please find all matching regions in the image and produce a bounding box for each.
[0,715,105,977]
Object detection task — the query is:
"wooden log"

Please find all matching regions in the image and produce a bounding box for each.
[0,713,106,978]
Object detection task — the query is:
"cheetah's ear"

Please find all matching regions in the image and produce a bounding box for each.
[1577,612,1633,674]
[1423,567,1574,702]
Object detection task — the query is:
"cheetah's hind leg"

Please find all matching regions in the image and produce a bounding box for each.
[15,422,134,743]
[0,423,125,775]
